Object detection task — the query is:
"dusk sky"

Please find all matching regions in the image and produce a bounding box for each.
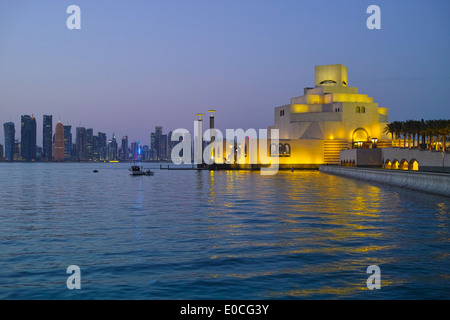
[0,0,449,145]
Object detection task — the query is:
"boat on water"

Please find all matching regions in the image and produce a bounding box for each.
[129,165,155,176]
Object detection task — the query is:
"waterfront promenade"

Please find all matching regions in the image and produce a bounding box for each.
[319,165,450,197]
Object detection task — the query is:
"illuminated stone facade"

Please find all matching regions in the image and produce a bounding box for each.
[260,64,391,167]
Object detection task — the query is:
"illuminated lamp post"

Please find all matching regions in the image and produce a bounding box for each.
[208,110,216,162]
[372,138,378,148]
[194,113,204,166]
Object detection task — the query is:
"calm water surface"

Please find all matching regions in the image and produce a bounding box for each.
[0,163,449,299]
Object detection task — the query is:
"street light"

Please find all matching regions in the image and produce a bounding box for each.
[372,138,378,148]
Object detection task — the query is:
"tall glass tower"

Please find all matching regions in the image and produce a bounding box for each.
[86,128,93,161]
[3,122,15,162]
[42,115,53,161]
[76,127,87,161]
[21,115,37,161]
[64,125,72,161]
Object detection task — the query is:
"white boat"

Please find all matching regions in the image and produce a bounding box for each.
[129,165,155,176]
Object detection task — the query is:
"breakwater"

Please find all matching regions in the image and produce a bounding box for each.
[319,165,450,197]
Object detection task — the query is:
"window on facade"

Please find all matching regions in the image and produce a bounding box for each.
[356,106,360,113]
[280,110,285,116]
[319,80,337,84]
[283,144,291,156]
[361,106,366,113]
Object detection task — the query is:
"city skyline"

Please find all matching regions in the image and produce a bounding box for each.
[1,114,175,162]
[0,113,177,151]
[0,1,449,145]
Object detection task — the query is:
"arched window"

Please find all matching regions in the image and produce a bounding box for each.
[278,144,283,155]
[356,106,360,113]
[283,144,291,156]
[392,160,399,170]
[319,80,337,85]
[409,159,419,171]
[361,106,366,113]
[384,160,392,169]
[400,159,408,170]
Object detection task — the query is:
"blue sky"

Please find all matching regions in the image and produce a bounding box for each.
[0,0,449,144]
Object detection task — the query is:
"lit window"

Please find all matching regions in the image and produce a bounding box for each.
[284,144,291,157]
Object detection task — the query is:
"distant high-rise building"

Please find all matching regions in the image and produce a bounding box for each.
[54,122,65,161]
[98,132,107,160]
[36,146,42,161]
[160,134,167,160]
[0,144,3,161]
[3,122,15,161]
[76,127,87,161]
[92,135,100,161]
[21,115,37,161]
[42,115,53,161]
[108,134,118,161]
[151,126,169,160]
[131,141,142,161]
[121,136,128,161]
[14,140,20,161]
[86,128,93,161]
[64,125,72,161]
[142,145,150,161]
[71,143,77,161]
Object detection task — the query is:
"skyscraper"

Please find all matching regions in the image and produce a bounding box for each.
[131,141,141,161]
[92,135,100,161]
[108,134,118,161]
[54,122,65,161]
[86,128,94,161]
[76,127,87,161]
[42,115,53,161]
[98,132,107,160]
[151,126,166,160]
[0,144,3,161]
[3,122,15,162]
[64,125,72,161]
[21,115,37,161]
[121,135,128,161]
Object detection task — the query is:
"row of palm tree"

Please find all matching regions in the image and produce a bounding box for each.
[384,119,450,151]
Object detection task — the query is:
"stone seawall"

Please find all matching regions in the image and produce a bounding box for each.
[319,165,450,197]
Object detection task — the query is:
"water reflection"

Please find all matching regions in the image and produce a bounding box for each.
[200,170,441,298]
[0,163,448,299]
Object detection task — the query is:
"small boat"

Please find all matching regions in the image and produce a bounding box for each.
[129,165,155,176]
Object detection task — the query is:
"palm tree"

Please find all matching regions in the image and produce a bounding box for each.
[405,120,416,148]
[383,123,395,140]
[391,121,403,147]
[385,119,449,150]
[420,119,426,149]
[425,120,435,150]
[436,119,450,151]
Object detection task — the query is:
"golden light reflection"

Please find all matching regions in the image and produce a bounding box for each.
[204,170,398,298]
